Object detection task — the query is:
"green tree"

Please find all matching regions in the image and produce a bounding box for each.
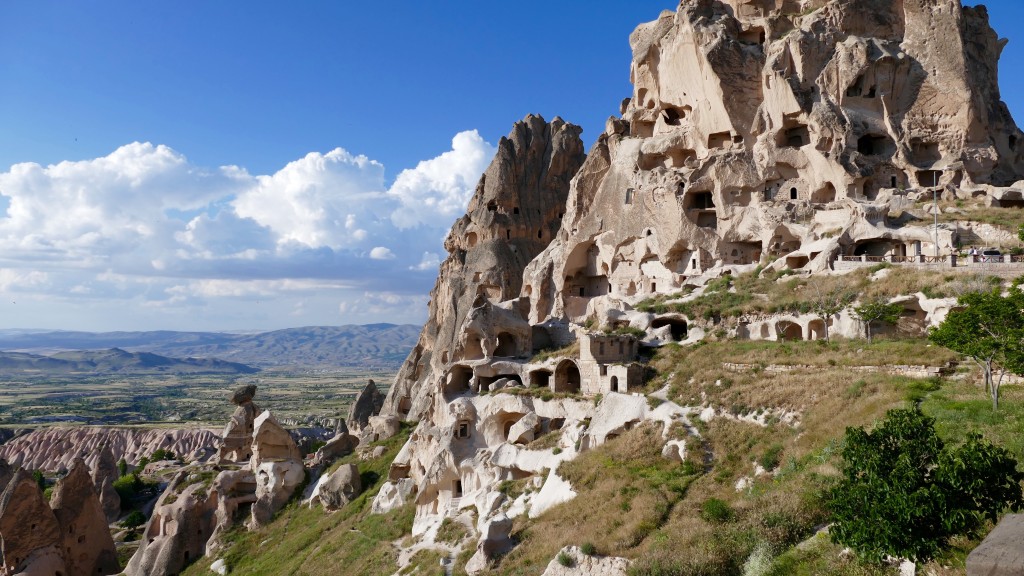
[809,283,855,342]
[32,469,45,490]
[829,408,1023,563]
[852,298,902,342]
[928,288,1024,410]
[1018,222,1024,243]
[117,458,128,478]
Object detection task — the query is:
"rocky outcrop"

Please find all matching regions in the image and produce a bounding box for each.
[311,431,359,468]
[0,426,218,472]
[0,470,64,575]
[217,384,263,464]
[540,545,630,576]
[381,115,587,422]
[315,463,362,511]
[92,443,122,522]
[249,411,305,527]
[347,379,385,433]
[50,459,120,575]
[124,470,218,576]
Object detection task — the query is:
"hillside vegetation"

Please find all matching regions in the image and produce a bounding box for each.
[180,335,1021,576]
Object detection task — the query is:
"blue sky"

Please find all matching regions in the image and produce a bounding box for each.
[0,1,1021,331]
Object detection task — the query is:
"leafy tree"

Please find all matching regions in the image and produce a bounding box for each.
[117,458,128,478]
[120,509,147,529]
[829,408,1023,562]
[32,469,45,490]
[852,298,902,342]
[929,288,1024,410]
[1018,222,1024,243]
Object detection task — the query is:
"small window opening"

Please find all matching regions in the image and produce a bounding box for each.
[790,187,798,200]
[513,207,519,215]
[625,188,633,204]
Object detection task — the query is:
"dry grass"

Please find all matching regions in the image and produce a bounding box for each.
[636,267,1002,324]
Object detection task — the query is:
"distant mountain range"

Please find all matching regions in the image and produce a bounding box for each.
[0,324,421,369]
[0,348,258,376]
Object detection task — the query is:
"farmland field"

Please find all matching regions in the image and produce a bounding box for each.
[0,368,394,426]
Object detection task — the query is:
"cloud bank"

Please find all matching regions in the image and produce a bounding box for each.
[0,132,495,330]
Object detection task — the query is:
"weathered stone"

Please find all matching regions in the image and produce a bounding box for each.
[967,513,1024,576]
[380,115,587,422]
[465,514,514,574]
[0,470,63,575]
[311,432,359,468]
[539,545,630,576]
[347,379,385,433]
[230,383,257,405]
[249,411,304,527]
[50,458,120,575]
[316,463,362,511]
[217,401,262,464]
[124,471,218,576]
[92,443,122,522]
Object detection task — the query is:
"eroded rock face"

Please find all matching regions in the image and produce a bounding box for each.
[0,470,63,575]
[347,379,385,434]
[217,386,263,464]
[249,411,304,527]
[381,115,587,422]
[92,443,122,522]
[50,459,120,576]
[124,471,218,576]
[317,463,362,511]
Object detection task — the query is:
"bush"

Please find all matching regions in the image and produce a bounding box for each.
[580,542,596,556]
[557,551,574,567]
[700,498,735,523]
[829,407,1023,562]
[120,509,146,529]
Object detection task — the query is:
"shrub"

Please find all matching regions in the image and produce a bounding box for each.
[120,509,146,529]
[700,498,735,523]
[581,542,596,556]
[829,407,1023,562]
[758,444,784,471]
[557,551,574,567]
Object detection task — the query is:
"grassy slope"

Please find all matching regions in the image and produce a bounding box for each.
[493,339,1022,576]
[179,338,1021,576]
[181,425,414,576]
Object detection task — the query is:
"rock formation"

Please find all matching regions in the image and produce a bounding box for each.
[314,463,362,511]
[0,463,119,575]
[92,443,122,522]
[381,115,587,422]
[0,426,218,473]
[370,1,1024,573]
[347,379,385,434]
[217,384,262,464]
[124,470,218,576]
[50,459,120,575]
[249,410,305,527]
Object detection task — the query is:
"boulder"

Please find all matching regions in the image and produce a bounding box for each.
[230,383,257,405]
[367,414,400,441]
[347,379,385,433]
[311,432,359,467]
[0,470,63,575]
[371,478,416,515]
[506,412,540,444]
[539,545,630,576]
[317,463,362,511]
[50,458,120,575]
[465,514,514,574]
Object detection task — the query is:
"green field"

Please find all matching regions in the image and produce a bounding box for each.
[0,369,394,426]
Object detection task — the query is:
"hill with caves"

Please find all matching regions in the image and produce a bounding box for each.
[2,1,1024,575]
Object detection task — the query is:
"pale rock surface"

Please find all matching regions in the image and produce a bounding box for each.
[0,470,63,575]
[124,470,218,576]
[249,411,304,527]
[529,469,578,519]
[217,385,263,464]
[347,379,385,434]
[370,478,416,515]
[540,546,630,576]
[0,426,218,473]
[966,513,1024,575]
[316,463,362,511]
[92,443,122,522]
[49,458,120,575]
[311,431,359,467]
[464,513,514,574]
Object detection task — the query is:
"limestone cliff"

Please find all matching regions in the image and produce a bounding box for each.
[382,115,586,421]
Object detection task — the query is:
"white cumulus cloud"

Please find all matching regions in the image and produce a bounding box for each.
[388,130,495,229]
